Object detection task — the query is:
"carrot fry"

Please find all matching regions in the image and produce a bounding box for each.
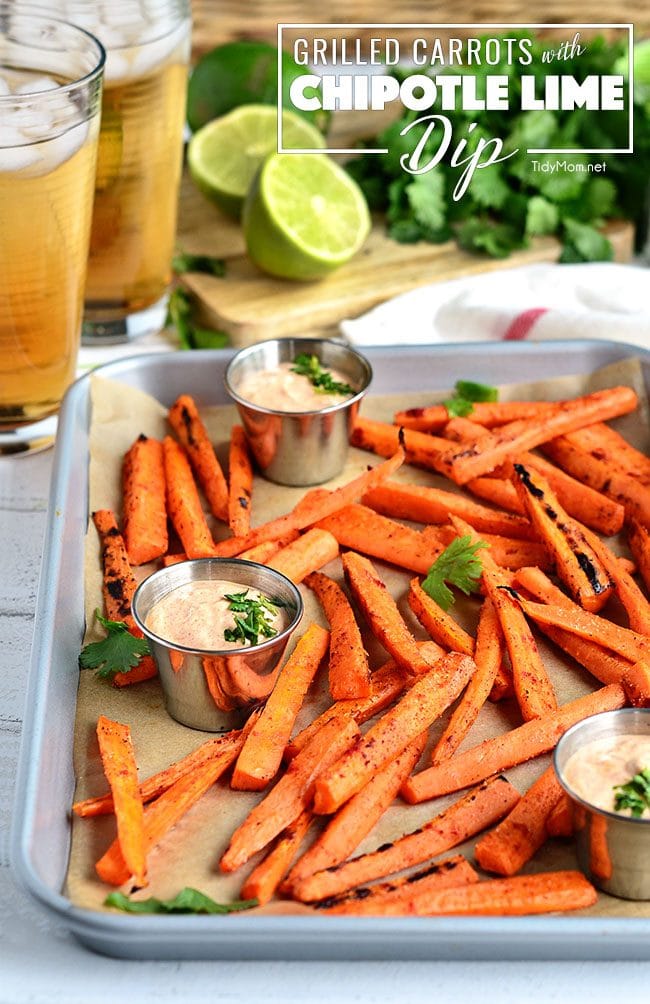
[122,435,168,566]
[579,527,650,635]
[351,417,451,477]
[162,553,188,566]
[285,731,427,891]
[475,766,563,876]
[231,623,330,791]
[168,393,229,522]
[489,661,515,702]
[314,652,475,815]
[305,571,371,700]
[401,683,626,803]
[546,793,574,838]
[589,814,613,881]
[240,809,313,906]
[437,386,638,484]
[622,660,650,707]
[319,855,479,915]
[511,463,613,612]
[362,481,534,540]
[317,503,442,574]
[267,528,339,584]
[292,774,519,903]
[563,423,650,485]
[628,518,650,593]
[542,436,650,528]
[342,551,439,677]
[220,716,361,873]
[517,598,650,664]
[408,577,475,656]
[285,642,444,758]
[211,449,405,559]
[467,476,526,515]
[162,436,217,559]
[95,716,146,887]
[73,726,248,817]
[112,657,158,687]
[394,400,556,433]
[435,524,551,572]
[334,870,598,916]
[238,531,300,565]
[449,515,558,722]
[228,425,253,536]
[96,737,243,886]
[92,509,139,629]
[431,597,504,763]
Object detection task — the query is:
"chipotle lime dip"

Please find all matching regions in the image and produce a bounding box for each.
[144,580,287,651]
[562,734,650,818]
[236,360,355,412]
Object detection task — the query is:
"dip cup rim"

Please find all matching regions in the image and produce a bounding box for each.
[554,708,650,826]
[224,337,373,418]
[132,557,303,657]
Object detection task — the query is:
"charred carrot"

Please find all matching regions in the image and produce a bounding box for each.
[467,476,525,514]
[402,683,626,803]
[122,435,168,566]
[394,400,556,433]
[92,509,138,629]
[580,526,650,635]
[305,571,371,700]
[219,716,361,873]
[240,809,313,906]
[430,597,504,764]
[231,623,330,791]
[408,577,475,656]
[350,417,451,476]
[622,660,650,707]
[563,423,650,485]
[163,436,217,559]
[168,393,228,522]
[317,503,442,574]
[546,793,574,837]
[228,425,253,536]
[517,598,650,664]
[435,524,551,572]
[112,657,158,687]
[313,652,475,815]
[342,551,438,677]
[95,716,146,887]
[475,766,563,876]
[628,518,650,593]
[292,774,519,903]
[267,528,339,584]
[238,531,300,565]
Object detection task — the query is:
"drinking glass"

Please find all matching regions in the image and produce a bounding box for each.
[0,7,104,455]
[61,0,191,343]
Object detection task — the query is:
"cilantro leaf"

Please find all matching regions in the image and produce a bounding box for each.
[79,611,150,679]
[421,536,488,611]
[223,590,280,647]
[457,219,525,259]
[525,196,559,237]
[443,379,499,418]
[444,397,476,419]
[105,888,258,915]
[560,219,614,263]
[166,287,229,351]
[172,251,225,277]
[290,354,354,396]
[405,170,447,232]
[613,766,650,817]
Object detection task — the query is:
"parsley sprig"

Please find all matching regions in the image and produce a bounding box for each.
[105,887,257,915]
[223,590,280,647]
[172,250,225,277]
[79,610,150,679]
[421,536,488,611]
[291,353,354,397]
[443,379,499,419]
[613,766,650,818]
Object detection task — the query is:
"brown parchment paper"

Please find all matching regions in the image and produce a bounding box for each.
[67,358,650,919]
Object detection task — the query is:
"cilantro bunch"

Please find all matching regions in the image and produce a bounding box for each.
[347,33,650,261]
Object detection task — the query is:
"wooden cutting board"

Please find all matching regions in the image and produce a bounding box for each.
[175,170,634,346]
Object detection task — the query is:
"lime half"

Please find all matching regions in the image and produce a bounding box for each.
[187,105,326,218]
[243,153,371,281]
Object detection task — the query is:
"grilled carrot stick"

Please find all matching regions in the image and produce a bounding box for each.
[267,528,339,584]
[401,683,626,803]
[394,400,556,432]
[317,503,443,574]
[238,532,300,565]
[292,774,520,903]
[240,809,314,906]
[92,509,138,629]
[511,462,613,613]
[579,527,650,635]
[168,393,229,522]
[628,518,650,594]
[228,425,253,536]
[622,660,650,707]
[435,524,551,572]
[546,793,574,837]
[305,571,371,700]
[563,423,650,485]
[122,435,168,565]
[408,576,475,656]
[350,417,451,476]
[163,436,217,559]
[466,476,526,514]
[517,598,650,664]
[95,716,146,887]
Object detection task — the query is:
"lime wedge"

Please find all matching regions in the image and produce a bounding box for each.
[243,153,371,281]
[187,105,326,218]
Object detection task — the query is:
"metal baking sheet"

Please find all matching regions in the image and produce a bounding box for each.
[11,339,650,961]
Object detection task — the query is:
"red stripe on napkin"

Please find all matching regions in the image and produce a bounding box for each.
[503,307,548,341]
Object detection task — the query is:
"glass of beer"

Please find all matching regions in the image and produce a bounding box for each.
[0,7,104,456]
[65,1,191,343]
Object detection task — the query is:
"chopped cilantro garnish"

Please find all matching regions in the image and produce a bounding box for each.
[443,379,499,419]
[291,353,354,397]
[105,887,258,915]
[613,766,650,817]
[421,535,488,611]
[79,610,150,679]
[223,590,280,647]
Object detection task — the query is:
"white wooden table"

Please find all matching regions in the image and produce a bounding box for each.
[2,427,650,1003]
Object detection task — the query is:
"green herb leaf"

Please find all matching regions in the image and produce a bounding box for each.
[443,379,499,418]
[79,610,150,679]
[444,396,476,419]
[291,353,354,397]
[560,219,614,263]
[172,251,225,277]
[166,287,230,351]
[613,766,650,817]
[105,887,258,915]
[223,590,280,647]
[421,536,488,611]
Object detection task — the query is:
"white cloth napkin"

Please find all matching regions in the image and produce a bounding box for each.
[341,262,650,350]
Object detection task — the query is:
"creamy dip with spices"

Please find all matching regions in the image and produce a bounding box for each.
[563,734,650,819]
[236,361,355,412]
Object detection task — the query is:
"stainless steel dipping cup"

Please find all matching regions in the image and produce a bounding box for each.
[224,338,372,486]
[132,558,303,732]
[554,709,650,900]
